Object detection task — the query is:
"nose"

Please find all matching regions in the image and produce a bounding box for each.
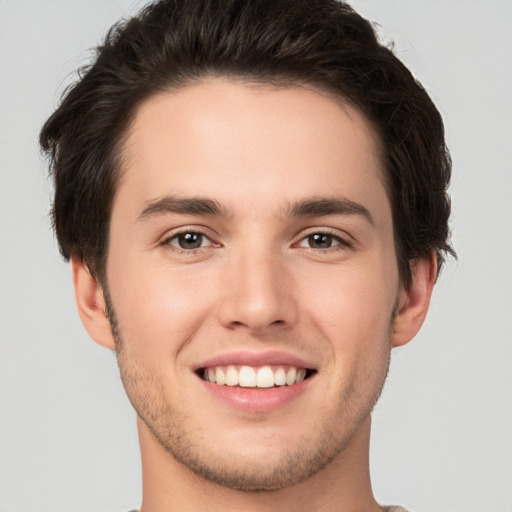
[217,247,298,334]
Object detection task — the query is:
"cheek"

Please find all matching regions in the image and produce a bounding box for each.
[299,261,398,364]
[107,255,216,353]
[306,263,396,325]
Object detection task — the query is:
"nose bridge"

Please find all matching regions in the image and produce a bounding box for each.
[218,239,297,332]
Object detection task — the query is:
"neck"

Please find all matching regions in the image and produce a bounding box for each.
[137,416,382,512]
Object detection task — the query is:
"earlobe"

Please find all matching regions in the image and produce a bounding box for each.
[391,252,437,348]
[71,258,116,350]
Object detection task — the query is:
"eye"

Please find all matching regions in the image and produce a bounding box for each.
[166,231,212,250]
[297,232,350,249]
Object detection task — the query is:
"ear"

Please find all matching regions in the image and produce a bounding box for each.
[71,257,116,350]
[391,252,437,348]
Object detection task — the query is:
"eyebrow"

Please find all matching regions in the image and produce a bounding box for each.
[137,196,229,221]
[137,195,374,226]
[285,197,375,226]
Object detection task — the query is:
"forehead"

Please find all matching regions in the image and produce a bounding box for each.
[117,78,388,220]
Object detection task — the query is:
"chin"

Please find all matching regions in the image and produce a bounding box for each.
[156,430,343,492]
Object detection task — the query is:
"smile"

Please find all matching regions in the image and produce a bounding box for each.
[201,365,312,388]
[195,353,317,411]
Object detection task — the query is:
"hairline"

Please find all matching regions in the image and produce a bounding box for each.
[93,73,401,287]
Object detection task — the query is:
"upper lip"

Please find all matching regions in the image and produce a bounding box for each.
[193,350,317,371]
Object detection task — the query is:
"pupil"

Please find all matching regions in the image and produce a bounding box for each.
[309,233,331,248]
[178,232,202,249]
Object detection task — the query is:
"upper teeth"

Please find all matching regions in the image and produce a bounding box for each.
[203,365,307,388]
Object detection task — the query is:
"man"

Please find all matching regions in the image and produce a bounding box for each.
[40,0,454,510]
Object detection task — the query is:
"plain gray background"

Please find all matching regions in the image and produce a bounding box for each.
[1,1,511,511]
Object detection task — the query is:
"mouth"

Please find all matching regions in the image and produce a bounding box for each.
[197,365,316,388]
[194,352,317,412]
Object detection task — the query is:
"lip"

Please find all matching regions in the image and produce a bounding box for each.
[193,350,316,413]
[199,376,313,413]
[193,350,316,371]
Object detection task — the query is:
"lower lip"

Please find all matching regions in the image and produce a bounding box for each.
[199,376,312,413]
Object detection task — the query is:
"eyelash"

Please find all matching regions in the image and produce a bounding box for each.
[161,228,353,254]
[295,229,353,251]
[161,228,218,255]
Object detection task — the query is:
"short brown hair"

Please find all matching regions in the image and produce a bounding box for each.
[40,0,455,287]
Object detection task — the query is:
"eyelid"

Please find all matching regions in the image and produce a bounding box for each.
[294,227,354,249]
[160,226,221,251]
[158,225,353,253]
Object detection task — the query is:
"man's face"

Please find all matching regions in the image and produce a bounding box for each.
[104,79,403,490]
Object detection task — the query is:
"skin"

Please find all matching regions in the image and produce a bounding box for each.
[73,79,436,512]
